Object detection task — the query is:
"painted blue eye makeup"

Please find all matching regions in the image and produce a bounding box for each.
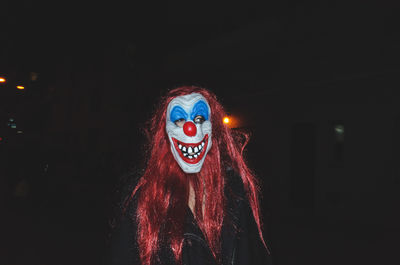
[170,106,188,123]
[190,101,209,121]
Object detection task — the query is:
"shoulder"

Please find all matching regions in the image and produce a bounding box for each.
[224,167,274,265]
[223,167,249,233]
[225,167,244,193]
[225,167,247,205]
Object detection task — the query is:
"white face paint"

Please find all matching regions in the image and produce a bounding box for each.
[166,93,212,173]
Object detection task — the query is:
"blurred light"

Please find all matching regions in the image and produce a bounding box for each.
[30,72,39,81]
[7,118,17,129]
[17,130,23,134]
[16,85,25,90]
[334,124,345,143]
[223,116,230,124]
[334,125,344,134]
[0,77,6,83]
[0,136,3,141]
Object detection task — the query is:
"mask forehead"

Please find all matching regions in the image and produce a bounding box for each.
[167,93,211,121]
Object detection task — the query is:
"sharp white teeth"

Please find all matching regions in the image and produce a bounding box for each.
[180,142,204,156]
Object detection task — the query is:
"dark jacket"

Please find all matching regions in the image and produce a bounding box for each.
[109,169,273,265]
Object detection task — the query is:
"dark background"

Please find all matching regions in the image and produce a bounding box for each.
[1,1,399,264]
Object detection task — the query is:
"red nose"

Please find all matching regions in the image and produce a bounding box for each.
[183,121,197,137]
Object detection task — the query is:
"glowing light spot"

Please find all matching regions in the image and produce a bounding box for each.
[334,125,344,134]
[223,117,230,124]
[0,77,6,83]
[16,85,25,90]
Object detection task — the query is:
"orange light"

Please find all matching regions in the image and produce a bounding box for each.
[16,85,25,90]
[0,77,6,83]
[223,117,230,124]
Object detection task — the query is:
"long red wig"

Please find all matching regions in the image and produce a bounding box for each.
[126,86,267,265]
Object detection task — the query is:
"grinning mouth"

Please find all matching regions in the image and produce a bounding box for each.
[172,134,209,164]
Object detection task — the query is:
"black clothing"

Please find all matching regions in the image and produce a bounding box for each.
[109,169,272,265]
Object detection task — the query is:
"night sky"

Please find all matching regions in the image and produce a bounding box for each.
[1,1,400,265]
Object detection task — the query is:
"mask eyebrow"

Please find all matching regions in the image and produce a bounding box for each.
[190,100,209,121]
[170,106,188,122]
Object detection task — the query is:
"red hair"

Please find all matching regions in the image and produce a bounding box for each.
[126,86,267,265]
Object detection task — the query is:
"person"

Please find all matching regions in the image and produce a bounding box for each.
[109,86,272,265]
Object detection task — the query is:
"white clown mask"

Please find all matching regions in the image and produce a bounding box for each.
[166,93,212,173]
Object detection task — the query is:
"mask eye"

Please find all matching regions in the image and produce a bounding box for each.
[174,118,186,128]
[194,115,205,124]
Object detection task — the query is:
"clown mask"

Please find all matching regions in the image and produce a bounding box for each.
[166,93,212,173]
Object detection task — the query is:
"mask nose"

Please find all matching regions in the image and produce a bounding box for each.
[183,121,197,137]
